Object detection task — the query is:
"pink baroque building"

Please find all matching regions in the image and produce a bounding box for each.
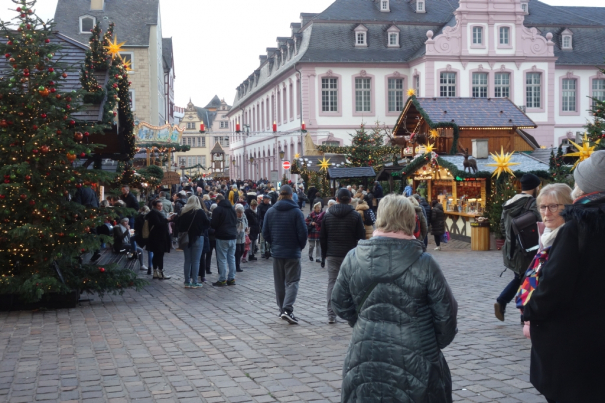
[226,0,605,180]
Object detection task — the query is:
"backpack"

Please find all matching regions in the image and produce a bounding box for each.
[511,197,539,255]
[363,209,374,226]
[413,214,421,239]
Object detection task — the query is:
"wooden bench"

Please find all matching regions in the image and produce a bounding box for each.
[95,249,140,272]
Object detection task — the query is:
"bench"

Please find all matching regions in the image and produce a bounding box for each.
[95,249,141,272]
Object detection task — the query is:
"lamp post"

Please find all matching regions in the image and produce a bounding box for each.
[250,156,258,179]
[279,150,285,160]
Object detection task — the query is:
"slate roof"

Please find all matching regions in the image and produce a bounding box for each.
[195,107,216,128]
[412,98,537,128]
[53,0,159,47]
[162,38,173,73]
[0,33,106,122]
[210,142,225,155]
[439,153,549,174]
[534,26,605,65]
[204,95,222,109]
[327,166,376,179]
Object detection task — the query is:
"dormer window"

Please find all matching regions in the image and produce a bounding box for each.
[79,15,95,33]
[561,29,573,50]
[416,1,425,13]
[381,0,390,12]
[354,24,368,47]
[387,25,400,48]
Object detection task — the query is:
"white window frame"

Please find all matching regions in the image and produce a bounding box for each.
[119,52,135,71]
[562,78,577,112]
[417,1,425,13]
[355,77,371,112]
[472,72,488,98]
[128,89,136,111]
[387,78,404,112]
[526,72,542,109]
[472,27,483,45]
[499,27,509,45]
[440,72,456,97]
[388,32,399,47]
[414,75,420,96]
[354,25,368,48]
[521,3,528,14]
[322,78,339,112]
[381,0,390,12]
[562,35,572,50]
[494,72,510,98]
[592,79,605,106]
[79,15,96,34]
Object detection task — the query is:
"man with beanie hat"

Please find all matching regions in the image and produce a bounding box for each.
[320,188,366,324]
[262,185,308,325]
[494,173,542,321]
[521,150,605,403]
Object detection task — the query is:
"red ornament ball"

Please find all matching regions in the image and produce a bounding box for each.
[99,267,106,273]
[29,200,35,206]
[69,120,75,125]
[25,175,31,181]
[62,73,67,78]
[84,131,90,137]
[48,67,54,72]
[45,39,50,44]
[20,194,27,200]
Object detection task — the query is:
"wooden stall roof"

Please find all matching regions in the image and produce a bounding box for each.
[393,97,537,136]
[327,166,376,180]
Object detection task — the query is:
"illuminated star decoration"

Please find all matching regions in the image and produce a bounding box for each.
[317,157,331,172]
[407,88,416,97]
[486,147,520,178]
[105,36,126,59]
[567,133,600,170]
[121,57,132,71]
[425,143,435,153]
[429,129,439,140]
[294,153,300,159]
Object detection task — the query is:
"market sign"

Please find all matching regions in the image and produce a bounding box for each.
[134,121,184,145]
[455,177,487,182]
[414,174,433,180]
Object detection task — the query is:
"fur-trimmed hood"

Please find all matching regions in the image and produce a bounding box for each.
[563,192,605,236]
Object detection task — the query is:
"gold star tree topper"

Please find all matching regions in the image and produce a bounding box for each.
[317,157,331,171]
[424,143,435,154]
[105,36,126,59]
[407,88,416,97]
[567,133,600,170]
[294,153,300,159]
[429,129,439,140]
[487,147,520,178]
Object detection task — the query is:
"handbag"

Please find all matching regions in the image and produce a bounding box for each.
[178,211,197,249]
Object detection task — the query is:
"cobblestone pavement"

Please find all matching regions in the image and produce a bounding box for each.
[0,238,544,403]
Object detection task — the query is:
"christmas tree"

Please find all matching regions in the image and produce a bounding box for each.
[317,122,399,167]
[585,66,605,150]
[485,177,517,240]
[548,144,571,184]
[0,0,144,303]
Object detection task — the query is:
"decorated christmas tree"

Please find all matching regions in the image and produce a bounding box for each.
[548,144,571,184]
[0,0,144,303]
[585,66,605,150]
[317,122,399,167]
[485,178,517,240]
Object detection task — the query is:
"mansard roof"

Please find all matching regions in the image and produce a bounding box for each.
[53,0,160,47]
[204,95,222,109]
[162,38,173,73]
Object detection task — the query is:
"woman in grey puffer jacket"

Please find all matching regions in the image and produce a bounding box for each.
[331,194,458,403]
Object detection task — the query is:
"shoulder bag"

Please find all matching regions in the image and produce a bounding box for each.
[178,210,197,249]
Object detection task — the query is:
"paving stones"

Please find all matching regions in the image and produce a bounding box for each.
[0,238,546,402]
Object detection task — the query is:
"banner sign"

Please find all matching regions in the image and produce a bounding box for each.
[135,120,184,145]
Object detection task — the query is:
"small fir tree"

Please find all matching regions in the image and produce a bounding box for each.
[485,177,517,239]
[585,65,605,150]
[548,144,571,184]
[0,0,145,302]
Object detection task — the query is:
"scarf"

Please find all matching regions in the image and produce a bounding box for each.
[540,225,562,249]
[372,229,416,240]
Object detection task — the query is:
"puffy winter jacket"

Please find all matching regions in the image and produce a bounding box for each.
[320,204,366,260]
[431,203,446,236]
[500,193,541,275]
[331,237,458,403]
[262,199,307,259]
[210,199,237,240]
[244,207,260,240]
[414,205,428,240]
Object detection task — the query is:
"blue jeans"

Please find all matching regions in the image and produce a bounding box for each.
[497,273,522,309]
[147,250,153,267]
[183,237,204,284]
[215,239,236,282]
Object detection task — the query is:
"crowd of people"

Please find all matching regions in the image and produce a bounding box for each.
[86,150,605,402]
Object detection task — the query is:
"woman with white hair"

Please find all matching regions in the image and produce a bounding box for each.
[331,194,458,402]
[176,196,210,288]
[234,204,249,273]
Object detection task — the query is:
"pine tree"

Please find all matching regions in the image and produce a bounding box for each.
[0,0,144,303]
[485,177,517,239]
[586,66,605,150]
[548,144,571,183]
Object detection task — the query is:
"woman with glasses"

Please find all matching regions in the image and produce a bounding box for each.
[515,183,572,339]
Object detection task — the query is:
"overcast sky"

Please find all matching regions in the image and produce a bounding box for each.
[0,0,601,109]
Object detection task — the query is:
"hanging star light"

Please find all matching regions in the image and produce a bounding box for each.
[317,156,331,172]
[121,57,132,71]
[567,133,600,170]
[294,153,300,159]
[407,88,416,97]
[425,143,435,153]
[105,36,126,59]
[486,147,520,178]
[429,129,439,140]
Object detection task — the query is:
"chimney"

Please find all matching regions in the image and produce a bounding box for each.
[290,23,301,36]
[471,139,489,159]
[90,0,105,11]
[300,13,318,28]
[259,55,267,65]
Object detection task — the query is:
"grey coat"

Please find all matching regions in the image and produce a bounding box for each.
[331,237,458,403]
[500,193,541,275]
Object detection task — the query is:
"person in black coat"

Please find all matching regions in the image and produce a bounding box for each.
[119,185,140,218]
[307,186,318,211]
[73,186,99,208]
[430,200,446,251]
[522,152,605,403]
[319,188,366,323]
[210,195,238,285]
[146,199,173,280]
[244,199,260,261]
[176,196,210,287]
[372,181,384,199]
[134,206,153,274]
[257,195,273,258]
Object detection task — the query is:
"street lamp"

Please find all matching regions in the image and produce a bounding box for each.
[279,150,285,160]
